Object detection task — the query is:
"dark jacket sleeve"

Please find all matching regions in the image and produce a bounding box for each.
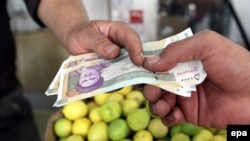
[24,0,44,27]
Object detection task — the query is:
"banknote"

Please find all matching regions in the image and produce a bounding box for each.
[51,28,207,107]
[46,28,194,96]
[45,53,102,95]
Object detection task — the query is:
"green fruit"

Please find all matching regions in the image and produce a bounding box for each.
[107,92,124,103]
[59,138,67,141]
[126,90,145,106]
[87,121,108,141]
[192,129,213,141]
[181,122,202,136]
[117,85,133,95]
[169,124,182,137]
[54,118,72,138]
[94,93,109,105]
[72,118,91,137]
[121,99,139,116]
[133,130,153,141]
[62,100,88,120]
[126,108,150,131]
[99,101,122,122]
[155,136,170,141]
[207,127,219,134]
[119,139,132,141]
[107,119,130,141]
[89,107,102,122]
[66,135,84,141]
[210,135,226,141]
[87,101,98,111]
[217,130,227,137]
[170,133,190,141]
[148,118,169,139]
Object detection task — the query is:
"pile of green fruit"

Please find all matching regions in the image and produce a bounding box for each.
[53,86,226,141]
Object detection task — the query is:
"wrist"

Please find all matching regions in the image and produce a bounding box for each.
[37,0,89,48]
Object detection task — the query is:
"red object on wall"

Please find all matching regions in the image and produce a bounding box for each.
[129,10,143,24]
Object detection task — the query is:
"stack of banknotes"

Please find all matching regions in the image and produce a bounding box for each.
[46,28,207,107]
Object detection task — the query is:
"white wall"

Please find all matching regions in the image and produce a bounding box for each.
[229,0,250,45]
[110,0,159,41]
[82,0,110,20]
[83,0,159,42]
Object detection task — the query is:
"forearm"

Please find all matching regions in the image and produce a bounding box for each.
[37,0,89,47]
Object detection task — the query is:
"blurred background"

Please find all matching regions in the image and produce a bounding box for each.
[6,0,250,140]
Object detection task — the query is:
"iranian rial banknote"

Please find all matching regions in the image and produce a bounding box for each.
[47,28,207,107]
[45,52,102,95]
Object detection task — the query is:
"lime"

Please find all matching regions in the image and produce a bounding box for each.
[107,92,124,103]
[192,129,213,141]
[87,101,98,111]
[148,118,169,139]
[126,90,145,106]
[87,121,108,141]
[121,99,139,116]
[107,119,130,140]
[54,118,72,138]
[117,86,133,95]
[66,134,84,141]
[99,101,122,122]
[169,124,183,137]
[170,133,190,141]
[119,139,133,141]
[94,93,109,105]
[133,130,153,141]
[89,107,102,122]
[72,118,91,137]
[217,130,227,137]
[210,135,226,141]
[155,136,170,141]
[126,108,150,131]
[58,138,67,141]
[207,127,219,134]
[181,122,202,136]
[62,100,88,120]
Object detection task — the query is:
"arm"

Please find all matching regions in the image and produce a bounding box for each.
[37,0,88,49]
[36,0,144,65]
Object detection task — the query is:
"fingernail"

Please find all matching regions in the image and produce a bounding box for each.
[105,45,118,55]
[136,53,144,66]
[146,55,160,64]
[139,53,144,61]
[140,52,144,58]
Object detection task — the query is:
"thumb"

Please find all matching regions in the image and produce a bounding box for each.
[143,31,214,72]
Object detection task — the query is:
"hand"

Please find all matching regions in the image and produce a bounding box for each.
[143,30,250,129]
[64,20,144,66]
[37,0,143,66]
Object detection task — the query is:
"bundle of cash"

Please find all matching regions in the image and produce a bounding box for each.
[46,28,207,107]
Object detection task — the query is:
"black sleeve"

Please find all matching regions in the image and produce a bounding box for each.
[24,0,45,27]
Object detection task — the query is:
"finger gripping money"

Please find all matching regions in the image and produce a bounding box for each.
[46,28,207,107]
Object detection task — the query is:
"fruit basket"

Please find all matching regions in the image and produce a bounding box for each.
[44,85,226,141]
[45,109,63,141]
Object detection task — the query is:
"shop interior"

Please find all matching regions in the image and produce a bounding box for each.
[7,0,250,140]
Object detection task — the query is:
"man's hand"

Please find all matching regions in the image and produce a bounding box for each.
[143,30,250,129]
